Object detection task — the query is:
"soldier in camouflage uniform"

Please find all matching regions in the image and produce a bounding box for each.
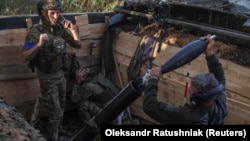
[21,0,81,140]
[70,68,120,123]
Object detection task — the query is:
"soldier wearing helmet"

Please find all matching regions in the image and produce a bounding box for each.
[70,67,119,123]
[21,0,81,140]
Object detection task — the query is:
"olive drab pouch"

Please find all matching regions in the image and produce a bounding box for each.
[63,51,80,79]
[37,55,63,74]
[27,54,38,73]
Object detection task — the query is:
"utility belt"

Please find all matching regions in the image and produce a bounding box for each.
[37,54,68,74]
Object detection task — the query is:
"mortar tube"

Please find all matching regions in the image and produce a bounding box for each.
[70,80,142,141]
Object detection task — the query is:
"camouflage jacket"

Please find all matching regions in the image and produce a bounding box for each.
[23,19,81,79]
[70,73,120,106]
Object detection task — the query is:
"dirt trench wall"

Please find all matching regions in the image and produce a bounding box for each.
[0,98,46,141]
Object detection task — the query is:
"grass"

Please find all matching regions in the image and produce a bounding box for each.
[0,0,124,15]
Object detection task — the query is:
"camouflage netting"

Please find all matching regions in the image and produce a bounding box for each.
[0,98,46,141]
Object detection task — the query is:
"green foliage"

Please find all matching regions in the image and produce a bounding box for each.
[0,0,37,15]
[0,0,124,15]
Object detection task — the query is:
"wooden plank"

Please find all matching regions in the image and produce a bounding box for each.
[68,39,102,57]
[0,44,23,67]
[25,18,33,31]
[0,78,41,106]
[115,53,131,66]
[222,61,250,98]
[226,90,250,107]
[0,64,36,80]
[79,23,106,39]
[78,25,91,37]
[113,32,141,57]
[227,97,250,112]
[78,54,102,68]
[75,14,89,26]
[0,28,27,45]
[88,23,106,38]
[225,103,250,124]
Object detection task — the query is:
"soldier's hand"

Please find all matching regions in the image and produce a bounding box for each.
[150,66,162,80]
[201,34,215,56]
[62,20,76,31]
[76,68,87,84]
[37,34,49,48]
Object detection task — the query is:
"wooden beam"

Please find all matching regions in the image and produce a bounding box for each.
[0,44,23,67]
[75,14,89,26]
[0,78,41,106]
[25,18,33,31]
[0,28,27,45]
[0,64,36,80]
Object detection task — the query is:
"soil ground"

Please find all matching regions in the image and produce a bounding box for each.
[167,31,250,68]
[138,26,250,68]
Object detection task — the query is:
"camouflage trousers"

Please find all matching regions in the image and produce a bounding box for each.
[77,100,103,122]
[39,76,66,141]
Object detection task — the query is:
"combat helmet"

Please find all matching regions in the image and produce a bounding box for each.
[37,0,62,15]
